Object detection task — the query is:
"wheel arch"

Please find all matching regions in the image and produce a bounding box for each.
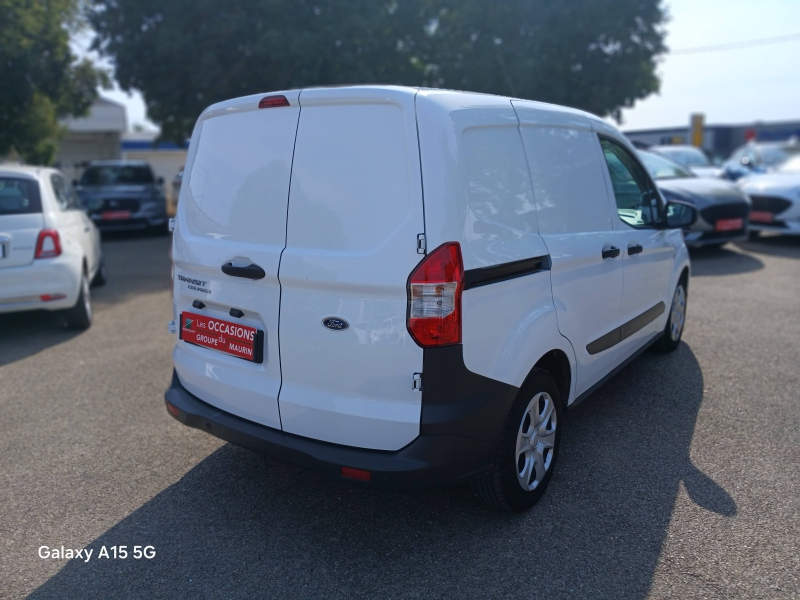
[523,349,572,411]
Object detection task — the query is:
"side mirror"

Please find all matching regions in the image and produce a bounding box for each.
[72,179,80,187]
[157,176,165,185]
[740,156,751,167]
[665,200,697,229]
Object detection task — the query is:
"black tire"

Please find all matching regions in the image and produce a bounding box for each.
[655,279,687,353]
[471,369,562,512]
[61,271,92,330]
[91,256,107,287]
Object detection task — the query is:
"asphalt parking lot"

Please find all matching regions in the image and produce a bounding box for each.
[1,233,799,599]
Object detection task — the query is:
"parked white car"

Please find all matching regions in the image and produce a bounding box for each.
[739,155,800,236]
[164,87,695,512]
[0,165,104,329]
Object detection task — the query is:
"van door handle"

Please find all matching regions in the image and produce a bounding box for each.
[221,262,266,280]
[601,245,620,259]
[628,243,643,255]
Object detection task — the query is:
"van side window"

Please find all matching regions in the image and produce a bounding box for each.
[518,126,614,235]
[600,138,662,228]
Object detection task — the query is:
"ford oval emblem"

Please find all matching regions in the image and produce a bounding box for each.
[322,317,349,332]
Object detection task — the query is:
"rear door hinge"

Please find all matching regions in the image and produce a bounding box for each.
[412,373,422,392]
[168,319,177,334]
[416,233,426,254]
[168,217,176,232]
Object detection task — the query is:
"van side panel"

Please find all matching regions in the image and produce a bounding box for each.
[278,88,425,451]
[172,91,300,429]
[416,91,576,400]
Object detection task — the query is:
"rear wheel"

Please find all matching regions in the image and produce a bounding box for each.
[61,270,92,330]
[655,280,687,353]
[471,369,562,512]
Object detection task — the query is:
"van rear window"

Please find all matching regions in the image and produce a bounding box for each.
[0,177,42,215]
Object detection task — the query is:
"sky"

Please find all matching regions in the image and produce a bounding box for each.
[88,0,800,133]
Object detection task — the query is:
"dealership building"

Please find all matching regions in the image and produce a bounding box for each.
[625,119,800,159]
[53,96,188,204]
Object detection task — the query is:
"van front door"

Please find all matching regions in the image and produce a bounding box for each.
[598,138,674,361]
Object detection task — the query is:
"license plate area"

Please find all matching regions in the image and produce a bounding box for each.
[102,210,132,220]
[715,217,744,231]
[179,311,263,363]
[749,211,773,224]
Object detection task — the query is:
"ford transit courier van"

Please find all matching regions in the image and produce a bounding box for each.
[165,86,695,512]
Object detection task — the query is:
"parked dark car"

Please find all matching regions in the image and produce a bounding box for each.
[74,161,167,233]
[638,150,750,247]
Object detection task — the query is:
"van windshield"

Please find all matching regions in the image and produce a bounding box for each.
[81,165,154,185]
[0,177,42,215]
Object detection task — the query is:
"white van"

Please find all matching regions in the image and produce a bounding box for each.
[165,86,695,512]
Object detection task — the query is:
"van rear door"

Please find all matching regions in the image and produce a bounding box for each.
[172,92,300,430]
[277,87,426,451]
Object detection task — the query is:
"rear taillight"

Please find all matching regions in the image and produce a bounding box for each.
[258,95,290,109]
[35,229,61,259]
[407,242,464,348]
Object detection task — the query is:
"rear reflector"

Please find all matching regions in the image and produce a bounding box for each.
[40,294,66,302]
[34,229,61,259]
[407,242,464,348]
[166,402,181,417]
[258,95,290,109]
[341,466,372,482]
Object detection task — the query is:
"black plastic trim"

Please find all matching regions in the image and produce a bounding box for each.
[420,345,520,443]
[463,255,548,290]
[587,302,665,355]
[165,370,495,491]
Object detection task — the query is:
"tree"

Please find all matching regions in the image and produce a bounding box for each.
[0,0,108,165]
[89,0,665,143]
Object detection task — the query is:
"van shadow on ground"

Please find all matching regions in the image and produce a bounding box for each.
[29,343,734,599]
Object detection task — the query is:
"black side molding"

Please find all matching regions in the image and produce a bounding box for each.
[572,331,661,409]
[464,255,549,290]
[587,302,666,355]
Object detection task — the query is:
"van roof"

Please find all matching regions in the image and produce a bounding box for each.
[201,85,604,127]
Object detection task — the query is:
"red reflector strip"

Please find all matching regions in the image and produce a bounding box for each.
[258,95,290,109]
[40,294,66,302]
[341,466,371,482]
[166,402,180,417]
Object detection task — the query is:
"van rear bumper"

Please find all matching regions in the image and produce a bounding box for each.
[165,370,496,491]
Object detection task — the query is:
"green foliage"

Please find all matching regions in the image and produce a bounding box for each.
[90,0,666,142]
[0,0,108,165]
